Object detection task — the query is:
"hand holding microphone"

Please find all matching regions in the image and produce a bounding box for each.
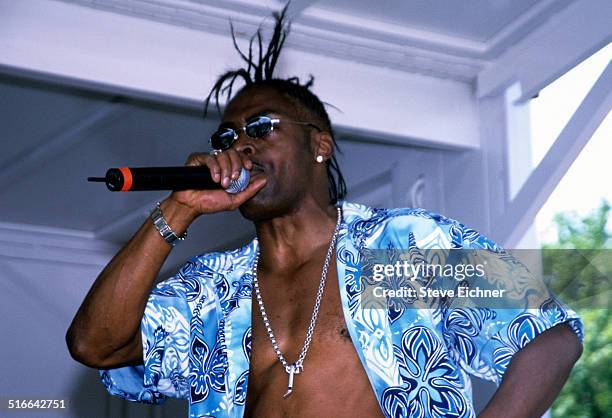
[169,150,267,218]
[88,149,267,217]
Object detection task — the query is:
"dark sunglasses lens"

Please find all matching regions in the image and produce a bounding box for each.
[245,117,273,138]
[210,128,236,150]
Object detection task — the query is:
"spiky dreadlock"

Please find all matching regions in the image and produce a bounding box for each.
[203,6,347,204]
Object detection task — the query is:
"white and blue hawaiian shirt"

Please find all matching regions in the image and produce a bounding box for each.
[99,201,583,418]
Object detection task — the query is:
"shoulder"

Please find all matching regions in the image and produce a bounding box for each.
[341,201,502,251]
[342,200,460,229]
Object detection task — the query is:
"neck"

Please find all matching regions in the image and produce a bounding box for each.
[254,199,340,274]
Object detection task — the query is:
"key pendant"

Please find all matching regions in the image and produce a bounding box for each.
[283,363,303,398]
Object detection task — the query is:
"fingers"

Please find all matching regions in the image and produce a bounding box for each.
[181,151,257,213]
[187,150,251,188]
[227,150,244,182]
[186,153,220,182]
[227,177,267,209]
[239,153,253,171]
[218,149,250,187]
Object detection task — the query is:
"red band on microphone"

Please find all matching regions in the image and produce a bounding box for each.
[119,167,133,191]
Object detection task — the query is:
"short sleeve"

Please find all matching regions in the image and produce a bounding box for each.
[441,221,584,384]
[99,274,192,404]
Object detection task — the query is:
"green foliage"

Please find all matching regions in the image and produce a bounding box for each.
[546,199,611,249]
[541,199,611,310]
[552,308,612,417]
[549,199,611,418]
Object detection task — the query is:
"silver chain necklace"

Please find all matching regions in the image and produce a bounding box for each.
[252,206,342,398]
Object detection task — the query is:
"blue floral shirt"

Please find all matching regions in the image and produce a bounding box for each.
[99,201,583,418]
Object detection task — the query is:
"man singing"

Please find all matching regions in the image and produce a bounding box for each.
[67,8,583,418]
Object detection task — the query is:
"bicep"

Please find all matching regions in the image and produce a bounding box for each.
[479,323,582,418]
[510,322,582,373]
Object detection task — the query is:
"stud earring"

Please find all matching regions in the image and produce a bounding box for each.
[316,155,324,163]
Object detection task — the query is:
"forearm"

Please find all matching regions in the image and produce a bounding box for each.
[478,323,582,418]
[66,198,196,367]
[66,151,261,368]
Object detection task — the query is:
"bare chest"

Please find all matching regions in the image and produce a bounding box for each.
[244,259,384,418]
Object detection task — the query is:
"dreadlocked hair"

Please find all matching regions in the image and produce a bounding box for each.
[203,5,347,204]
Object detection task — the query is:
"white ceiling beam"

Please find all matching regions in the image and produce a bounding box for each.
[53,0,582,77]
[0,101,127,192]
[55,0,485,79]
[482,0,572,58]
[495,61,612,248]
[43,0,595,88]
[0,0,480,149]
[477,0,612,99]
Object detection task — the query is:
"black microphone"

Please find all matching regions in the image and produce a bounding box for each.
[88,166,250,193]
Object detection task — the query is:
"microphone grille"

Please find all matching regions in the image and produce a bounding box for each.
[224,168,250,194]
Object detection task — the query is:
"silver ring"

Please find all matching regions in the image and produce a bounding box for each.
[210,149,222,156]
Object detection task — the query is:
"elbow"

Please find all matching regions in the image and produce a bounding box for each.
[66,325,142,369]
[65,326,91,366]
[65,326,106,368]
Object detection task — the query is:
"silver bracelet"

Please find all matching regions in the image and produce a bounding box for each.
[150,202,188,247]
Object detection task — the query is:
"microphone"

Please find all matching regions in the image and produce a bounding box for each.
[88,166,250,193]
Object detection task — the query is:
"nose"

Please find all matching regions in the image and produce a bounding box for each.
[233,134,256,156]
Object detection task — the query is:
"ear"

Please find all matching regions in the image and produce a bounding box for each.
[311,131,334,162]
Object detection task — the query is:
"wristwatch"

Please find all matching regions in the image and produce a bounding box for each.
[150,202,188,247]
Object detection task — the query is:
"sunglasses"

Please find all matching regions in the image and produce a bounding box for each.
[210,115,321,152]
